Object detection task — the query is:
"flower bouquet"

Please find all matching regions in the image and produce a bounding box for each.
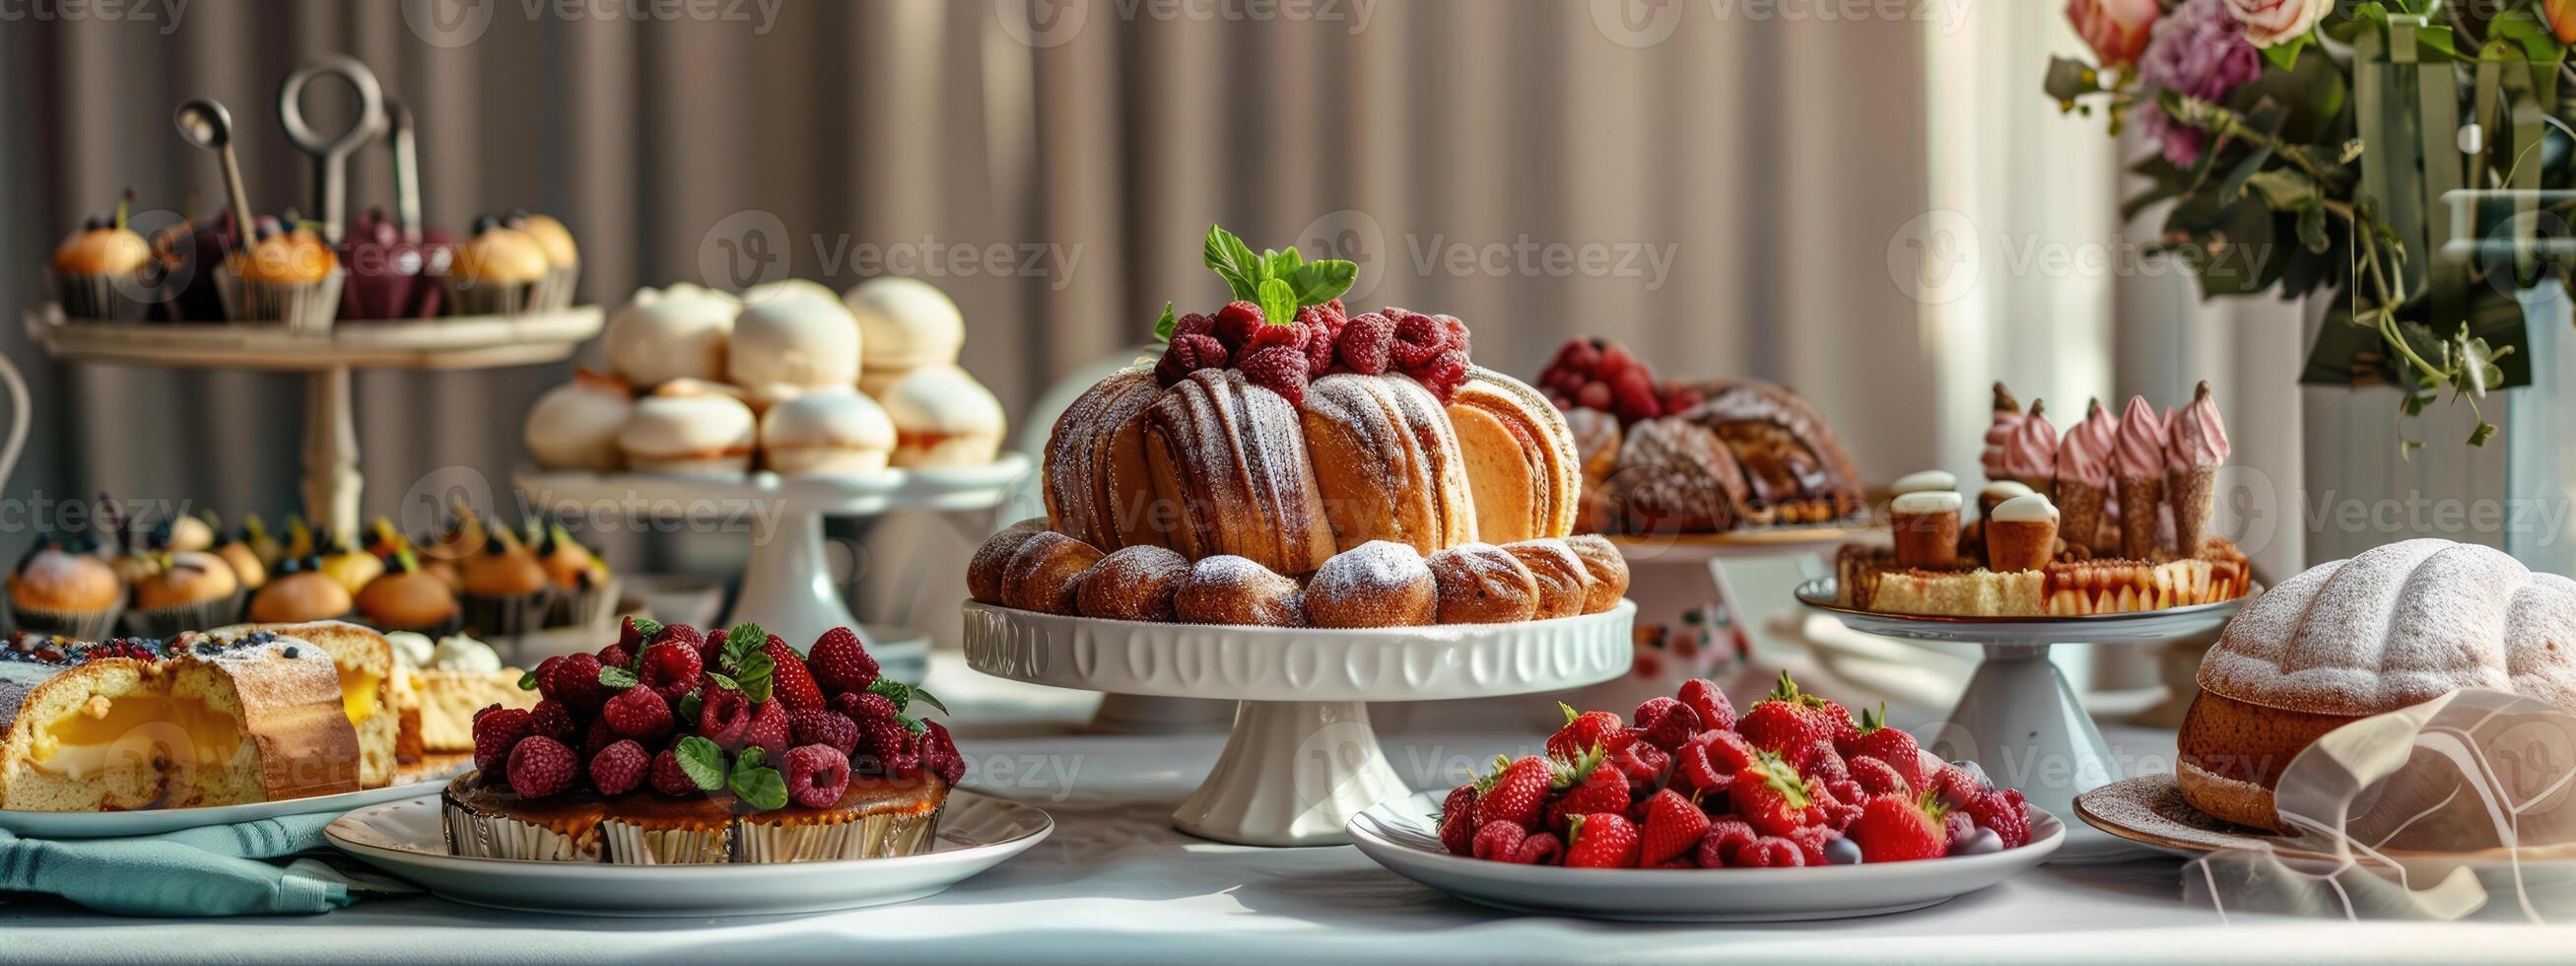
[2047,0,2574,450]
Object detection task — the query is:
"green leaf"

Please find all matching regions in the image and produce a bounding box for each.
[629,616,665,641]
[517,669,539,691]
[597,665,640,690]
[2261,34,2309,73]
[900,714,925,735]
[736,651,776,706]
[721,623,765,673]
[867,677,913,713]
[2040,54,2100,104]
[907,686,950,717]
[709,672,740,692]
[674,735,727,792]
[1281,259,1358,307]
[1261,246,1303,281]
[1255,277,1298,331]
[729,764,787,812]
[2487,9,2567,62]
[1151,301,1178,343]
[733,746,766,773]
[2295,201,2330,254]
[2242,169,2319,211]
[677,692,703,725]
[1202,225,1263,301]
[2470,421,2500,447]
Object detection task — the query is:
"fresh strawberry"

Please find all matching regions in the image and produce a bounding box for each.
[806,627,880,696]
[1734,835,1805,867]
[1606,740,1670,795]
[1562,813,1642,868]
[1471,819,1563,864]
[1673,727,1755,794]
[1736,671,1839,769]
[1676,678,1735,732]
[1850,789,1951,863]
[1840,703,1930,793]
[1609,367,1663,423]
[1631,696,1700,752]
[1544,758,1631,830]
[759,638,827,711]
[743,699,793,759]
[1439,784,1480,856]
[1172,310,1215,341]
[1543,703,1627,762]
[1964,787,2032,849]
[1472,748,1599,832]
[1637,789,1711,866]
[1695,816,1759,868]
[1728,749,1824,838]
[1851,755,1911,797]
[615,615,652,651]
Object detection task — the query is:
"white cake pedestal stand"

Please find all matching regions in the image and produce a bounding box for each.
[963,600,1635,847]
[26,306,602,536]
[515,454,1030,677]
[1795,579,2251,862]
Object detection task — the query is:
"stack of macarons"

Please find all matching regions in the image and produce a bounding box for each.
[525,277,1005,478]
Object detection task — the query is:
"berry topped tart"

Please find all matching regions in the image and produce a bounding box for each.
[444,619,963,864]
[1438,673,2035,869]
[981,225,1625,629]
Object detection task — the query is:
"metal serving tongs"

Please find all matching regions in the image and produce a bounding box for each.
[277,55,386,244]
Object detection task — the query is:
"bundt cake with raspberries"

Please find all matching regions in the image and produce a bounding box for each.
[2179,538,2576,831]
[1005,225,1619,628]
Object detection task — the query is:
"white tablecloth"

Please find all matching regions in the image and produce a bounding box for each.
[1,653,2566,964]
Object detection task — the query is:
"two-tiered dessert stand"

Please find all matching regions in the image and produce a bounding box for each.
[963,600,1634,847]
[516,455,1031,680]
[26,306,602,536]
[1795,580,2250,861]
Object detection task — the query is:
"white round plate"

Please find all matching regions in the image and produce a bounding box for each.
[1348,791,2064,922]
[963,599,1636,701]
[325,790,1051,917]
[1794,578,2252,645]
[0,774,455,839]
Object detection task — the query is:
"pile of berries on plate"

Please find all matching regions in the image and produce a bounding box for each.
[1533,336,1708,425]
[1439,672,2031,868]
[469,618,965,812]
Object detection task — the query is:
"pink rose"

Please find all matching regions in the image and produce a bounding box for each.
[2068,0,2159,67]
[2222,0,2331,48]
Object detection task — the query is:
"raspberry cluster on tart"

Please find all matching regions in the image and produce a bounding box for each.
[445,618,963,864]
[983,225,1619,628]
[1440,672,2035,868]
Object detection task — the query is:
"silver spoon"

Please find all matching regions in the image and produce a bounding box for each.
[173,98,255,255]
[277,55,385,244]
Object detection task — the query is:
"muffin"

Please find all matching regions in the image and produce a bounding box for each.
[729,282,862,408]
[246,557,357,623]
[457,529,552,635]
[442,776,607,862]
[618,380,759,478]
[51,189,156,321]
[444,216,550,315]
[224,221,344,334]
[759,386,895,476]
[208,519,269,590]
[168,514,216,553]
[356,551,462,636]
[507,210,580,310]
[8,533,123,639]
[535,523,613,628]
[843,277,964,396]
[880,365,1005,468]
[123,548,245,637]
[604,284,737,388]
[524,369,636,471]
[316,531,385,594]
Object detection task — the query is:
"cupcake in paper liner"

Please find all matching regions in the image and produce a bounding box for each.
[245,557,356,624]
[223,222,345,335]
[8,532,123,640]
[441,775,605,862]
[533,523,613,629]
[457,525,553,636]
[356,550,462,637]
[508,211,580,312]
[50,189,157,321]
[735,771,948,863]
[600,794,738,865]
[443,216,549,316]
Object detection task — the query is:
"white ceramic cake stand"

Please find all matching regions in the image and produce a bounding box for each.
[1795,579,2249,862]
[963,600,1635,847]
[515,455,1030,654]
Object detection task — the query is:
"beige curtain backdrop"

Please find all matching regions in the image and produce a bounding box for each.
[1,0,1932,638]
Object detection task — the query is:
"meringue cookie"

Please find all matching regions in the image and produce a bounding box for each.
[617,380,758,478]
[845,276,964,375]
[729,282,861,396]
[605,283,737,387]
[523,369,635,471]
[881,365,1005,468]
[760,386,897,476]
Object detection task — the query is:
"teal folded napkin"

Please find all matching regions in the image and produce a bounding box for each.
[0,812,407,916]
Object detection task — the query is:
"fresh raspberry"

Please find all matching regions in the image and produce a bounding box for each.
[507,736,578,797]
[1438,785,1479,856]
[1736,835,1807,867]
[1661,384,1705,415]
[698,686,754,749]
[1471,819,1562,864]
[1965,787,2031,849]
[1334,311,1394,375]
[781,743,853,809]
[1562,813,1642,868]
[1154,332,1230,387]
[1932,761,1991,809]
[1632,696,1701,752]
[1296,304,1344,375]
[759,638,826,711]
[1942,808,1976,848]
[743,699,793,759]
[1821,780,1865,831]
[1212,301,1267,350]
[544,652,609,713]
[1574,381,1612,411]
[919,720,966,786]
[1597,341,1644,380]
[1610,368,1663,424]
[1172,310,1215,340]
[648,748,698,796]
[648,622,707,660]
[1389,311,1450,371]
[471,707,532,774]
[1676,678,1736,732]
[596,644,633,672]
[1236,345,1310,406]
[834,690,899,724]
[1244,317,1306,353]
[1437,314,1470,356]
[1410,349,1470,403]
[806,627,880,697]
[1543,704,1626,762]
[639,641,703,703]
[855,714,919,776]
[1674,727,1755,794]
[1606,740,1670,796]
[1638,789,1711,866]
[602,685,674,741]
[581,716,619,758]
[1852,755,1911,797]
[1696,817,1759,867]
[791,709,861,755]
[527,699,577,742]
[588,739,649,795]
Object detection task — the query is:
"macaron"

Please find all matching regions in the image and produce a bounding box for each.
[605,284,738,388]
[524,370,636,471]
[617,380,758,478]
[880,365,1005,469]
[845,277,964,380]
[728,282,860,399]
[761,386,896,476]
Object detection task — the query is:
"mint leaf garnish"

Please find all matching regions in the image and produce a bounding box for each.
[734,746,766,772]
[736,651,776,705]
[629,616,665,640]
[677,692,703,725]
[1202,225,1262,301]
[899,714,925,735]
[907,686,950,717]
[1261,246,1303,281]
[1256,277,1298,332]
[720,623,765,673]
[1152,301,1178,343]
[675,735,726,792]
[597,665,640,690]
[1282,259,1356,306]
[709,672,740,692]
[730,763,788,812]
[517,669,539,691]
[867,677,913,712]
